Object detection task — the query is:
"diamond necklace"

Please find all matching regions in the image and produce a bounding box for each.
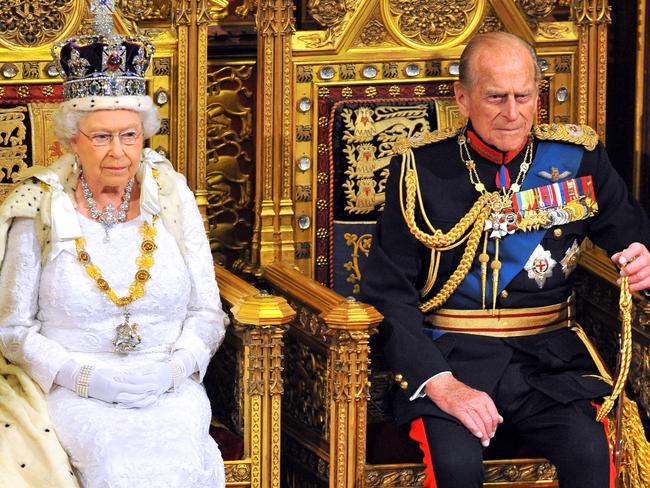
[80,170,134,241]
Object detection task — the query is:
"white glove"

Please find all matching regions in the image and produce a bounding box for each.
[55,360,158,407]
[130,349,198,397]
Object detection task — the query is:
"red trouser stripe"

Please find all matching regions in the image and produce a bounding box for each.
[592,401,617,488]
[409,418,437,488]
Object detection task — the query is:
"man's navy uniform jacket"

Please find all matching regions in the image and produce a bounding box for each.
[360,124,650,425]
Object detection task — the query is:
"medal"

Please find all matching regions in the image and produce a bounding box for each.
[560,239,581,278]
[525,244,557,288]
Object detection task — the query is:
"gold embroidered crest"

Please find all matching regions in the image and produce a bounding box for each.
[341,104,433,214]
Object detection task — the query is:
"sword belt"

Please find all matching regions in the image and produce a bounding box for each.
[424,300,575,337]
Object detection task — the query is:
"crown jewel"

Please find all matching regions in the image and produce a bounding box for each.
[51,0,155,101]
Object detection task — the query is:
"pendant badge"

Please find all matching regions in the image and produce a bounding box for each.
[560,240,581,278]
[113,310,141,354]
[525,244,557,289]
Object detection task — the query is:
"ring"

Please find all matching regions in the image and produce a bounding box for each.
[621,255,637,269]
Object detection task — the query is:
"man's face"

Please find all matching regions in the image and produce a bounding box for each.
[454,44,538,152]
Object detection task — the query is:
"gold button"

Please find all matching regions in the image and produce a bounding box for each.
[400,380,409,390]
[394,374,403,383]
[553,228,562,238]
[500,289,508,299]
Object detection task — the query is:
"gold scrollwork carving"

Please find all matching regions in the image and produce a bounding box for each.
[538,22,571,39]
[517,0,557,19]
[360,19,388,47]
[484,461,557,482]
[118,0,171,21]
[283,333,328,436]
[365,467,425,487]
[224,462,252,482]
[207,66,253,138]
[478,6,504,33]
[0,107,28,184]
[291,302,330,339]
[387,0,480,47]
[297,0,359,47]
[340,104,432,214]
[208,0,230,22]
[0,0,77,47]
[206,64,255,266]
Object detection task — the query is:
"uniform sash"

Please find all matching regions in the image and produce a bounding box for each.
[445,141,585,309]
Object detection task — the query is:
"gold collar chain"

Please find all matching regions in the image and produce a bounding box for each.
[458,130,534,311]
[75,215,158,353]
[458,129,533,215]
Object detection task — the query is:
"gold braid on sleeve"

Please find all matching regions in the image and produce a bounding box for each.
[398,149,490,312]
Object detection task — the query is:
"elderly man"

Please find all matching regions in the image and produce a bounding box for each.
[361,31,650,488]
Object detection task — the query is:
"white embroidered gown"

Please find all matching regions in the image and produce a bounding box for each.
[0,182,226,488]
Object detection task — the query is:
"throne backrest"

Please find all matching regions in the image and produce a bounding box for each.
[327,94,463,296]
[321,88,557,299]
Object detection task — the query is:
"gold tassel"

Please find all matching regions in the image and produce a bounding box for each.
[618,395,650,487]
[479,232,489,309]
[490,238,501,313]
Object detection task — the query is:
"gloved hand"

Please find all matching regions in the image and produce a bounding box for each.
[135,349,198,396]
[55,359,158,408]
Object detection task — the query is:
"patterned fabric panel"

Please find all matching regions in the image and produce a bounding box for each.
[325,92,444,296]
[0,84,65,203]
[332,220,375,297]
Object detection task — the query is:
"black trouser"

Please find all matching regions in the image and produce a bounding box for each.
[412,398,612,487]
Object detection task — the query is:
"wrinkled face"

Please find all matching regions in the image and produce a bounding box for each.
[454,44,538,152]
[70,109,143,190]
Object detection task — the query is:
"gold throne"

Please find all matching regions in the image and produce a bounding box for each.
[252,0,613,486]
[0,2,290,487]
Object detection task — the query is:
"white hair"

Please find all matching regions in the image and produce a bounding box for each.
[53,95,161,150]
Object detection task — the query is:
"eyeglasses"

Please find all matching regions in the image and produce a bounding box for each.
[78,129,142,147]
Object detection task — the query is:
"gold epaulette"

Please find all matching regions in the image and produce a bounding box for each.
[533,123,599,151]
[392,126,462,155]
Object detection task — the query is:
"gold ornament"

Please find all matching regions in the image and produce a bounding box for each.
[75,216,158,353]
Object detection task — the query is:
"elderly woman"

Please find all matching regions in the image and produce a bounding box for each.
[0,24,226,488]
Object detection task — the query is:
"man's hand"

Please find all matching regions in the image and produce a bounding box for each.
[424,374,502,447]
[611,242,650,292]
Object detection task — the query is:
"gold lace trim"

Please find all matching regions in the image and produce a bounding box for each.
[532,123,599,151]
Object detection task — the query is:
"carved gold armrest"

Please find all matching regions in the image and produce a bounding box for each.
[263,261,382,487]
[214,264,294,488]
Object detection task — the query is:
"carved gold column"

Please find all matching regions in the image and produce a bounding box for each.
[175,0,191,177]
[174,0,210,218]
[573,0,611,140]
[194,0,211,217]
[263,262,382,488]
[254,0,296,267]
[323,303,379,488]
[633,0,646,199]
[215,265,295,488]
